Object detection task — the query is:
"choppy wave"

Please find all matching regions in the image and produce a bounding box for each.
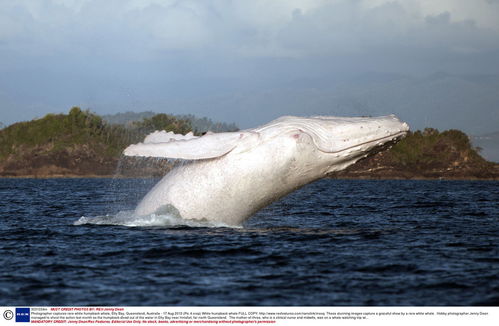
[2,178,499,306]
[74,210,237,228]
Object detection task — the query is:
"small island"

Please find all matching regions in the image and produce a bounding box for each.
[1,107,498,179]
[329,128,499,180]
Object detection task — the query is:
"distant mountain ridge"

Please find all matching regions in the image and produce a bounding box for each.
[185,72,499,137]
[183,72,498,160]
[101,111,156,126]
[471,131,499,163]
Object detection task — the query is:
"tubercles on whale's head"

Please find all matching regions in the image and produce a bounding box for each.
[319,115,409,153]
[264,114,409,154]
[305,115,409,172]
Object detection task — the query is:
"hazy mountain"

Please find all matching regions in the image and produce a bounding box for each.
[472,132,499,163]
[2,71,496,139]
[97,73,498,160]
[196,72,499,136]
[102,111,239,133]
[102,111,157,127]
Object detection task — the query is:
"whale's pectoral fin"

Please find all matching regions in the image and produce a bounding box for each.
[124,131,256,160]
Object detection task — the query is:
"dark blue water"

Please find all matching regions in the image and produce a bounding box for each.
[0,178,498,306]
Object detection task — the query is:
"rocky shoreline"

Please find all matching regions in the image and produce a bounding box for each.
[2,157,498,180]
[1,141,498,180]
[328,149,499,180]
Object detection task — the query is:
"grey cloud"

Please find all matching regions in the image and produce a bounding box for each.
[280,3,494,56]
[425,11,451,25]
[1,0,498,64]
[0,0,498,134]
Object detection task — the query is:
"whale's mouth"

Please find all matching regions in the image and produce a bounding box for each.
[320,130,408,154]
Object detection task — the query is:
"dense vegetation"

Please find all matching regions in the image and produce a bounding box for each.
[0,107,193,160]
[389,128,484,169]
[0,107,202,176]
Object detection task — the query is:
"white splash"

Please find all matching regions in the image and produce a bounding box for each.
[74,211,237,228]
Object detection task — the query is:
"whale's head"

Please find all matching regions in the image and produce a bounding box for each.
[258,115,410,173]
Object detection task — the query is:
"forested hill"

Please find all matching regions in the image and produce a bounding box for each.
[0,107,199,177]
[0,108,498,179]
[329,128,499,179]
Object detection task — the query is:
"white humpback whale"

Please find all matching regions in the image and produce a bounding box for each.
[124,115,409,225]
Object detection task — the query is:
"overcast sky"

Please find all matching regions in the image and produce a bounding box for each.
[1,0,499,132]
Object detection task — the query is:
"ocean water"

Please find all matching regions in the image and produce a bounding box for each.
[0,178,498,306]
